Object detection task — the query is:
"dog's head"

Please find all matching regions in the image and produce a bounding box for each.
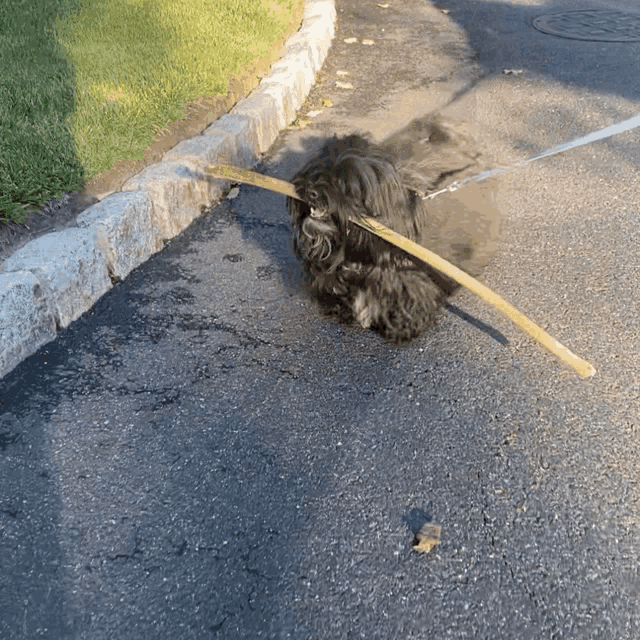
[288,135,410,264]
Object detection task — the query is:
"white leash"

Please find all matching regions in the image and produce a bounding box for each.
[425,114,640,199]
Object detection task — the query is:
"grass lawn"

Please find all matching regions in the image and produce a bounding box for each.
[0,0,302,225]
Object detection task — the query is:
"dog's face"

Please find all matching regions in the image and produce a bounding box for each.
[289,148,351,264]
[289,177,341,264]
[288,136,410,264]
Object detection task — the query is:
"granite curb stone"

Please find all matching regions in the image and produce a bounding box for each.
[0,272,57,378]
[0,0,336,380]
[76,191,158,280]
[4,228,112,329]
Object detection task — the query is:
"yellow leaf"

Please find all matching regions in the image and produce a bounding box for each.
[413,523,441,554]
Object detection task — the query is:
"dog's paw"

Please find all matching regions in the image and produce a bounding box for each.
[353,290,375,328]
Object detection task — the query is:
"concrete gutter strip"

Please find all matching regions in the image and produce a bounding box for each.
[0,0,336,381]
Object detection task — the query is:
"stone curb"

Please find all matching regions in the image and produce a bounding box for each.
[0,0,336,381]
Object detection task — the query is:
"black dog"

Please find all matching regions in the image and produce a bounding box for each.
[287,117,500,343]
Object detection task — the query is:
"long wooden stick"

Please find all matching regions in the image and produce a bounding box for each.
[206,165,596,378]
[208,165,300,198]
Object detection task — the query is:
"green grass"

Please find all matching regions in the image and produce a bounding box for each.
[0,0,301,224]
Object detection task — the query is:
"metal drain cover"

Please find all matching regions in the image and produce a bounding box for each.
[533,9,640,42]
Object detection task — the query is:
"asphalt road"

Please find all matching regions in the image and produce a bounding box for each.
[1,0,639,638]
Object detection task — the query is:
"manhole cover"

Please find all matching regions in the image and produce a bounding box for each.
[533,9,640,42]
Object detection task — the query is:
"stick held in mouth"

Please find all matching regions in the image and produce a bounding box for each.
[206,164,596,378]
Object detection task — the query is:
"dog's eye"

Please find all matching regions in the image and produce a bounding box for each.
[308,189,319,201]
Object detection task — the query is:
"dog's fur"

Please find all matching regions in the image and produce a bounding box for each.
[287,117,500,343]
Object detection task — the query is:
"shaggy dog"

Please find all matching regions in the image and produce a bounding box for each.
[287,117,500,343]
